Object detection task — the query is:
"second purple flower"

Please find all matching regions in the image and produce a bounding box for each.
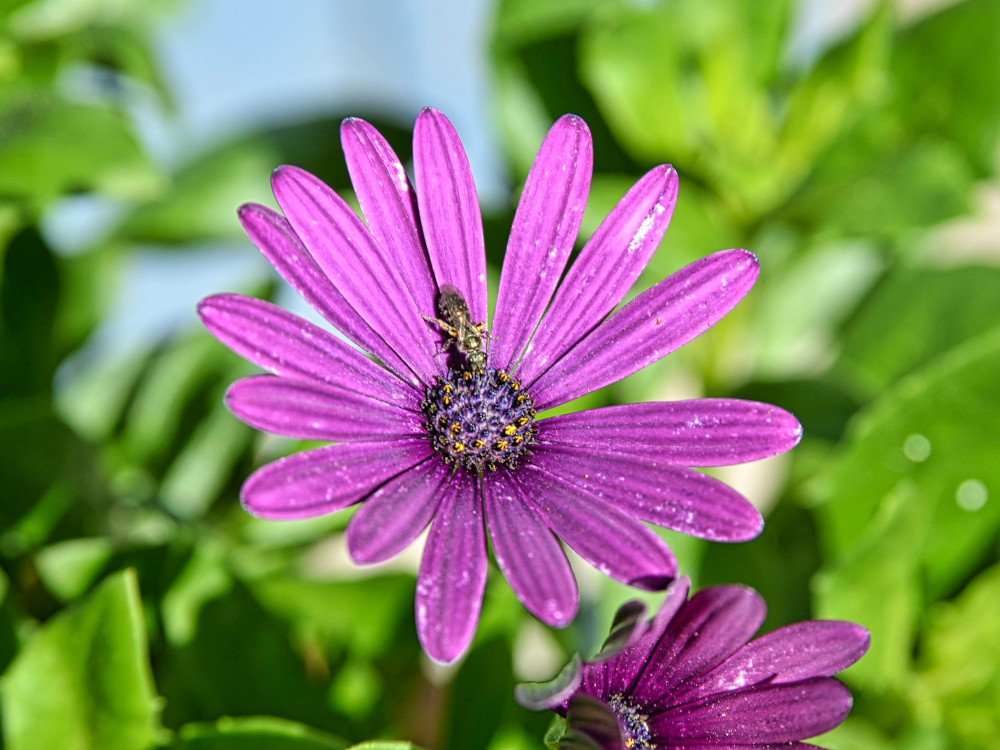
[199,108,802,663]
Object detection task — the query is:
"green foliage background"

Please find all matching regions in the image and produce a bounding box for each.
[2,0,999,747]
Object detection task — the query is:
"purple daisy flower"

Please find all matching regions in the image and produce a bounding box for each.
[198,108,803,663]
[517,578,870,749]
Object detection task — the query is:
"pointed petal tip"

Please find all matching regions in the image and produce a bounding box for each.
[270,164,315,192]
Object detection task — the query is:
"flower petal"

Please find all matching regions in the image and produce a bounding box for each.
[415,474,488,663]
[489,115,592,370]
[564,694,626,750]
[533,443,762,542]
[485,473,578,627]
[225,375,422,441]
[674,621,871,705]
[413,107,488,324]
[650,677,853,745]
[516,165,678,384]
[198,293,417,405]
[238,202,412,380]
[271,165,441,385]
[241,439,430,520]
[597,578,691,696]
[340,117,438,322]
[529,249,759,410]
[517,465,676,590]
[514,653,584,711]
[346,456,451,564]
[631,586,766,708]
[539,399,802,467]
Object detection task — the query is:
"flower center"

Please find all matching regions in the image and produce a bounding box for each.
[420,367,538,475]
[608,693,655,750]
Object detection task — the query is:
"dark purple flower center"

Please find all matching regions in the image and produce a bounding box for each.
[608,693,655,750]
[420,367,538,475]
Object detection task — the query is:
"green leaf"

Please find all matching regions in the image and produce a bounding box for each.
[170,717,346,750]
[118,141,279,244]
[836,266,1000,397]
[0,569,160,750]
[158,580,332,730]
[916,563,1000,747]
[544,715,567,749]
[346,743,422,750]
[816,326,1000,600]
[250,574,412,659]
[35,538,114,602]
[891,0,1000,176]
[7,0,158,40]
[0,97,162,209]
[813,480,925,690]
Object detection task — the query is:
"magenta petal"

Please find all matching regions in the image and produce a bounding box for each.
[518,466,676,590]
[198,294,417,404]
[237,203,412,380]
[651,677,854,745]
[413,108,489,324]
[415,475,488,663]
[241,439,430,520]
[271,166,441,385]
[529,249,759,410]
[517,165,678,384]
[346,457,451,564]
[674,621,871,705]
[539,399,802,467]
[598,578,691,695]
[534,444,762,542]
[484,474,578,627]
[633,587,766,708]
[225,375,422,441]
[340,117,438,322]
[489,115,592,370]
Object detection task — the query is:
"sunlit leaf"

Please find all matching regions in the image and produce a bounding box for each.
[816,326,1000,599]
[35,537,114,602]
[917,563,1000,747]
[836,266,1000,397]
[0,569,160,750]
[0,97,162,209]
[170,716,347,750]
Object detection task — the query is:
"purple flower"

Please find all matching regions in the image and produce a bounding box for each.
[198,108,802,663]
[517,578,870,749]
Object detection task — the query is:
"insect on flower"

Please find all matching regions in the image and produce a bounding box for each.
[421,284,490,372]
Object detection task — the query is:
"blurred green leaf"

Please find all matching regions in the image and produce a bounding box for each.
[6,0,162,39]
[891,0,1000,176]
[836,266,1000,397]
[169,716,346,750]
[119,142,278,244]
[1,227,59,394]
[784,137,973,239]
[34,537,113,602]
[251,574,412,660]
[346,743,421,750]
[813,480,925,691]
[0,97,162,209]
[0,569,160,750]
[493,0,613,45]
[916,563,1000,748]
[159,580,331,731]
[816,325,1000,599]
[444,636,513,750]
[753,241,882,378]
